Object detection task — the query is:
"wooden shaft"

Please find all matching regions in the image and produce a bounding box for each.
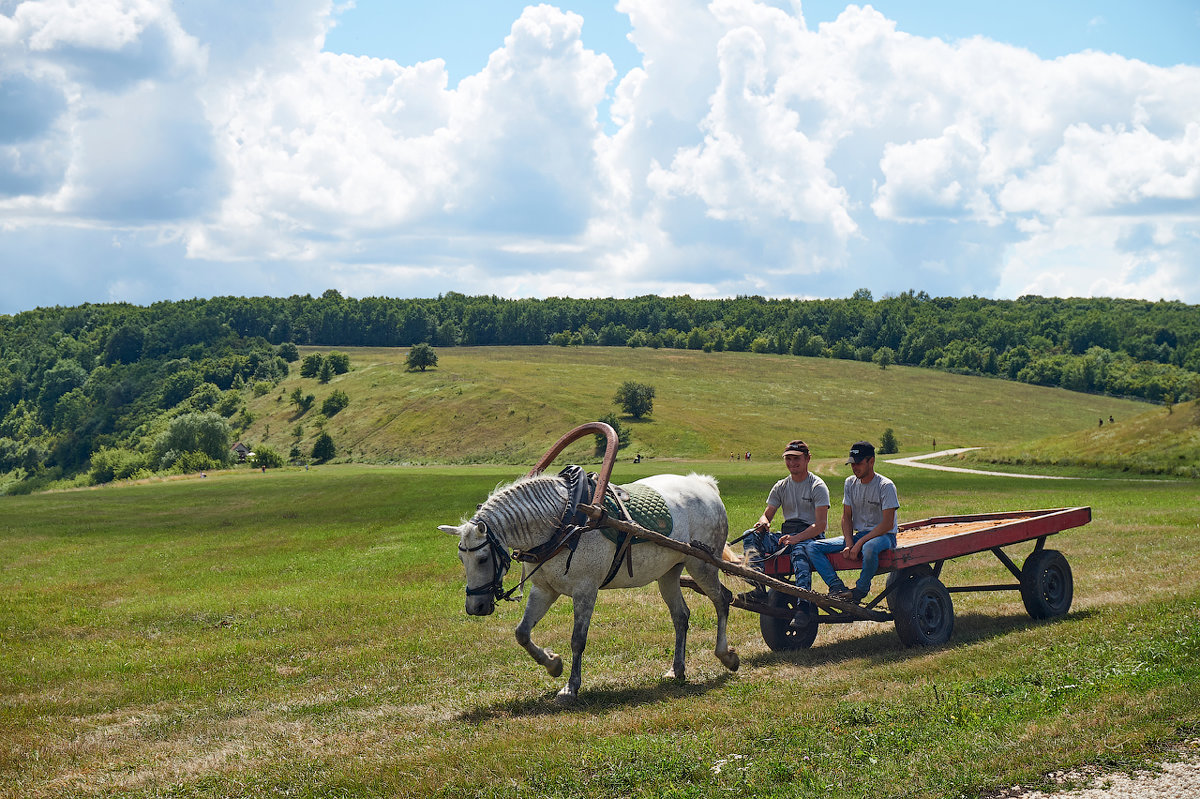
[577,503,888,622]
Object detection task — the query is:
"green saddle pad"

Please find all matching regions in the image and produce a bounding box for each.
[602,483,673,539]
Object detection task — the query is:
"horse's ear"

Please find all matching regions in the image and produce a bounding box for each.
[438,524,461,536]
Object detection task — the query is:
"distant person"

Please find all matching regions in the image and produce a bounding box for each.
[1109,416,1114,423]
[745,451,751,461]
[1099,418,1104,427]
[738,440,830,605]
[806,441,899,603]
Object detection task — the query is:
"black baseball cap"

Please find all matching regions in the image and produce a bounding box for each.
[846,441,875,463]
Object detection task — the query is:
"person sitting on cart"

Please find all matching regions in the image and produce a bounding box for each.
[806,441,899,603]
[739,439,830,603]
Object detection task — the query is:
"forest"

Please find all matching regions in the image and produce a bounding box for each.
[1,290,1198,492]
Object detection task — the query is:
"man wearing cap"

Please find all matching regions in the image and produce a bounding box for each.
[806,441,899,603]
[738,439,830,603]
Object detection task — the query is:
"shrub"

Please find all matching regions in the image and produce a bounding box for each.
[406,343,438,372]
[594,414,632,454]
[317,360,334,384]
[277,342,300,362]
[216,391,242,417]
[251,445,285,469]
[613,381,655,419]
[168,451,222,474]
[154,412,233,468]
[311,432,336,463]
[879,428,899,454]
[325,351,350,374]
[89,448,150,484]
[322,390,349,416]
[300,353,324,378]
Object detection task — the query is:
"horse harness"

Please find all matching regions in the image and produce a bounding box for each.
[460,466,646,603]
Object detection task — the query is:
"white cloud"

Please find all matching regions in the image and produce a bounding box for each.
[1,0,1199,313]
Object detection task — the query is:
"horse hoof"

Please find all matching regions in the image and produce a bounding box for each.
[546,653,564,679]
[662,668,685,681]
[718,648,740,672]
[555,686,577,704]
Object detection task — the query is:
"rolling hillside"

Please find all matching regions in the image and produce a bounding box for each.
[964,397,1200,476]
[241,346,1148,467]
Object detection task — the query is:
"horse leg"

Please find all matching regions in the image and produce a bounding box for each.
[514,583,564,679]
[657,563,690,681]
[685,560,740,672]
[557,588,598,703]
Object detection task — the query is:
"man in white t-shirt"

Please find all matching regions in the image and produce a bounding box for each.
[807,441,899,603]
[739,439,830,602]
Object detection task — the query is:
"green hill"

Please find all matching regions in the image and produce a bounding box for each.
[964,398,1200,477]
[243,345,1147,467]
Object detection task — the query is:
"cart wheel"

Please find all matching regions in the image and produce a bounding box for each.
[759,589,819,651]
[884,564,935,615]
[1020,549,1073,619]
[893,575,955,647]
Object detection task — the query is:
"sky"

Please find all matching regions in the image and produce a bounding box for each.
[1,1,1199,315]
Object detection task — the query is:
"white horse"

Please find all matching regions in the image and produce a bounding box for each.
[439,470,740,702]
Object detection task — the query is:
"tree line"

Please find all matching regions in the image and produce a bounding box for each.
[1,290,1197,492]
[209,288,1199,401]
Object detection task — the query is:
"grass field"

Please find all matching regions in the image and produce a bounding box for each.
[2,460,1198,798]
[243,347,1148,467]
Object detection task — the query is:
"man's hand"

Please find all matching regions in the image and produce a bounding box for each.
[843,542,862,560]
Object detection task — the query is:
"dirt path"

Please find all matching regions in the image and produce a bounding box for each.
[883,448,1083,480]
[994,744,1200,798]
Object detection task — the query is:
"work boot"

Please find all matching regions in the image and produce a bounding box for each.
[789,611,813,630]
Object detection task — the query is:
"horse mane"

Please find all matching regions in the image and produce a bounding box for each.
[476,473,569,543]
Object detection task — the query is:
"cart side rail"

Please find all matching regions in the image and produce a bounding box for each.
[765,506,1091,576]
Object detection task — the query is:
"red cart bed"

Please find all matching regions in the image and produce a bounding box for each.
[753,506,1091,651]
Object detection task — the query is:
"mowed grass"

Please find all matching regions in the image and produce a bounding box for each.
[2,462,1198,798]
[246,347,1147,466]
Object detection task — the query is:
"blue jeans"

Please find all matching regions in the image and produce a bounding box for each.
[805,531,897,595]
[742,529,817,591]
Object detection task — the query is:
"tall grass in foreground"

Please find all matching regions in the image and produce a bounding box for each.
[1,463,1197,798]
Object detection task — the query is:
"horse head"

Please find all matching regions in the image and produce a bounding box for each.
[439,518,511,616]
[440,473,571,616]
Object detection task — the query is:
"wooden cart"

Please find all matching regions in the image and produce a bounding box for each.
[537,423,1090,653]
[750,506,1090,650]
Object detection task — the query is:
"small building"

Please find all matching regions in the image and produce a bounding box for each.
[231,442,251,463]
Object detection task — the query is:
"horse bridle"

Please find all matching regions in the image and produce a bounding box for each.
[459,518,514,602]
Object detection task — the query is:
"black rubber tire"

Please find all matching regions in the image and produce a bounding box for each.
[1020,549,1073,619]
[884,564,935,615]
[892,575,955,647]
[759,588,819,651]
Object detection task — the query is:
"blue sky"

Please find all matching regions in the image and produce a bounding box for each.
[324,0,1200,83]
[1,1,1199,314]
